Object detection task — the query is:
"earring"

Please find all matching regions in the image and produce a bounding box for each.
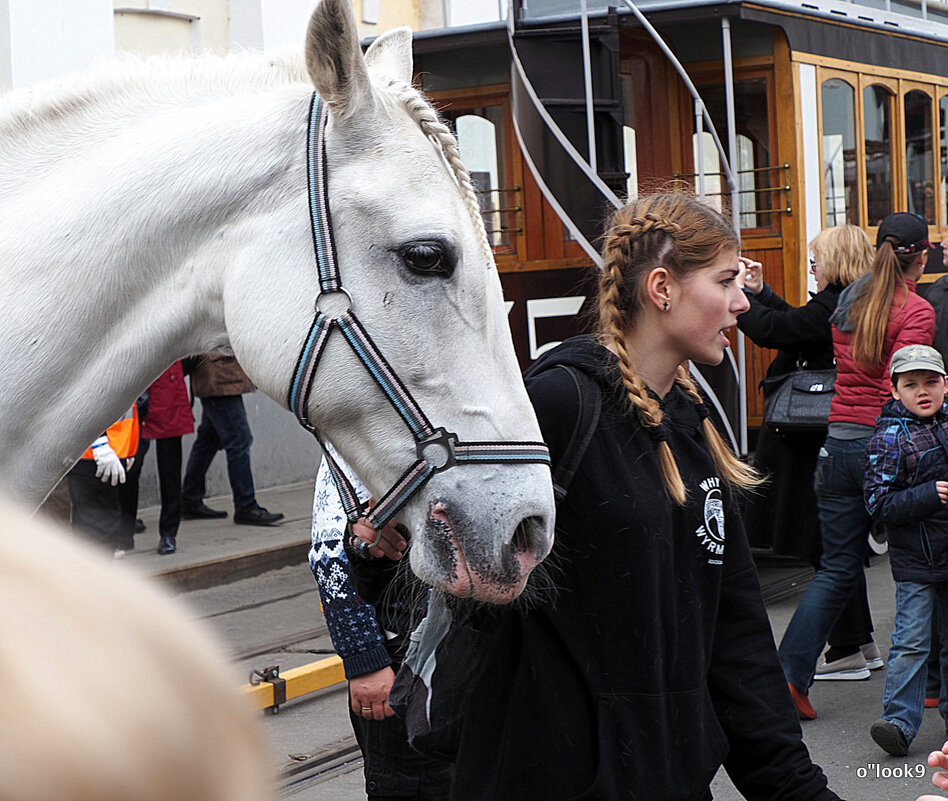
[663,301,669,311]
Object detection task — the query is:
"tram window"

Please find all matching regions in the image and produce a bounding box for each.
[940,95,947,228]
[863,85,894,226]
[442,106,513,249]
[821,78,859,227]
[691,77,773,230]
[904,89,935,224]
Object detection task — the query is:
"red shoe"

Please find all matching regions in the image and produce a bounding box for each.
[926,696,939,708]
[788,682,817,720]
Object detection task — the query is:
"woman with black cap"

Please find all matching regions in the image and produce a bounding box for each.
[778,212,936,721]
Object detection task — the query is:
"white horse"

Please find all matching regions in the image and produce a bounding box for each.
[0,0,554,603]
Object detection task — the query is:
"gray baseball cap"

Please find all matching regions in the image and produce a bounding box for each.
[889,344,946,377]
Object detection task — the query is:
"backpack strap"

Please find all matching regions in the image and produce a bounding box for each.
[550,365,601,504]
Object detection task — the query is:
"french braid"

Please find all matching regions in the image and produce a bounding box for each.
[598,194,759,503]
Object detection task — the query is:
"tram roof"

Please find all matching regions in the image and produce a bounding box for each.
[409,1,948,76]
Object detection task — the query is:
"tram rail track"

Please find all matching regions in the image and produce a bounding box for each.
[279,736,363,797]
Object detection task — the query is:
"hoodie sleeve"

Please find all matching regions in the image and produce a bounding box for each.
[864,426,945,525]
[709,509,840,801]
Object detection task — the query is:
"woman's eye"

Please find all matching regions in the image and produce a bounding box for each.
[397,241,455,278]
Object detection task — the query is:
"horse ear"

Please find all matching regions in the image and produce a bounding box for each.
[305,0,373,119]
[364,27,414,85]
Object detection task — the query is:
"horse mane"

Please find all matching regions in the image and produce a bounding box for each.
[0,50,309,166]
[381,78,494,264]
[0,50,492,263]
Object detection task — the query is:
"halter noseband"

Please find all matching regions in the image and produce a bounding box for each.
[288,93,551,531]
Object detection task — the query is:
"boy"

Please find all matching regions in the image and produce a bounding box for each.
[865,344,948,756]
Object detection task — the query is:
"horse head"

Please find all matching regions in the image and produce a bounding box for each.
[228,0,555,603]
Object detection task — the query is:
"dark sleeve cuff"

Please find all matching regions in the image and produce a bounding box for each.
[343,643,393,680]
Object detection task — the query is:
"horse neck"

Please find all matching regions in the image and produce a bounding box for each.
[0,88,310,504]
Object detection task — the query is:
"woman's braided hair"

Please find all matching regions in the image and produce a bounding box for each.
[598,193,761,504]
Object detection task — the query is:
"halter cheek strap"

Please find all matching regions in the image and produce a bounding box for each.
[288,93,551,531]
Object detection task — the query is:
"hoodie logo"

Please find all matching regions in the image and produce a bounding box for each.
[695,476,725,564]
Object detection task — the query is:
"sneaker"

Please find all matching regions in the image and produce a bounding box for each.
[870,718,909,756]
[232,506,284,527]
[787,682,817,720]
[868,521,888,555]
[112,549,127,560]
[181,501,228,520]
[860,642,885,671]
[134,518,146,533]
[814,651,871,681]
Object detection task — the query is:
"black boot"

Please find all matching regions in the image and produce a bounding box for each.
[157,536,176,555]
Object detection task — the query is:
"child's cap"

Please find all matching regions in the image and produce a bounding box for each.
[889,344,946,378]
[876,212,930,254]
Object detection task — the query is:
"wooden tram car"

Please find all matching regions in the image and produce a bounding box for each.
[405,0,948,449]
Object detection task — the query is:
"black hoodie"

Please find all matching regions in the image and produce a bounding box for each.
[449,336,838,801]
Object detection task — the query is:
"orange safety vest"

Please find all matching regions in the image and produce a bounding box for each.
[82,405,139,460]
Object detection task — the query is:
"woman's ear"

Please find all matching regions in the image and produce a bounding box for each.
[644,267,672,312]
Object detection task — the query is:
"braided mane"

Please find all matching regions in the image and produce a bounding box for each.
[381,78,494,265]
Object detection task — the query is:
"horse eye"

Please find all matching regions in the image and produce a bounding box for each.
[398,241,455,278]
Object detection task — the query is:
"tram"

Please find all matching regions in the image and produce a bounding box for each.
[406,0,948,450]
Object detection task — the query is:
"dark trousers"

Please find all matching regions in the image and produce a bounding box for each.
[348,696,453,801]
[139,437,183,538]
[68,459,135,551]
[181,395,256,512]
[827,567,874,649]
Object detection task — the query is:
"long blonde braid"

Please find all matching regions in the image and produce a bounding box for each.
[674,366,764,490]
[598,194,759,503]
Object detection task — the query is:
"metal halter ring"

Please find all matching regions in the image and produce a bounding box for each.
[314,287,353,319]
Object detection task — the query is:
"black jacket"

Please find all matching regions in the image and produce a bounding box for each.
[447,337,838,801]
[738,281,841,381]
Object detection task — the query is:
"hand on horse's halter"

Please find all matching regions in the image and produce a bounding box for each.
[351,508,407,561]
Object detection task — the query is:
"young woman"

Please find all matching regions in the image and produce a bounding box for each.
[353,193,840,800]
[778,212,935,720]
[739,226,883,681]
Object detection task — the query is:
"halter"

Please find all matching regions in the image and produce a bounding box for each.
[288,93,551,532]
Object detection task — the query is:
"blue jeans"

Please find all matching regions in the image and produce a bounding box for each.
[779,435,872,691]
[882,581,948,740]
[181,395,256,513]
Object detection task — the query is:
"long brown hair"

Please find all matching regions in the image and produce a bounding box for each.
[850,241,920,366]
[597,193,760,504]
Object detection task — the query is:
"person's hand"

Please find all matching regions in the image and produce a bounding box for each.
[91,437,126,485]
[937,481,948,504]
[350,666,396,721]
[918,741,948,799]
[351,506,407,560]
[739,256,764,295]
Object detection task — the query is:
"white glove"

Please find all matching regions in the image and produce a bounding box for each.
[91,436,126,486]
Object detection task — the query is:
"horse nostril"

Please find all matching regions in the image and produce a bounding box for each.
[512,516,545,555]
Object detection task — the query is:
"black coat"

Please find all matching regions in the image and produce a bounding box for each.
[737,282,841,561]
[447,337,838,801]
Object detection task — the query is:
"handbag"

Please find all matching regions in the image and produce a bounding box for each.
[761,365,835,432]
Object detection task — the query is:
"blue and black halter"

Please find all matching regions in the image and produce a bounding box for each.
[288,92,551,534]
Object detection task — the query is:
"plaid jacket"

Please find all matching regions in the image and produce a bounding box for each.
[864,398,948,583]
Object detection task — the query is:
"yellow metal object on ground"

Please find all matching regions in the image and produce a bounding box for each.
[242,656,345,711]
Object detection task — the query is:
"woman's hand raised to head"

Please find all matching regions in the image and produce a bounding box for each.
[739,256,764,295]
